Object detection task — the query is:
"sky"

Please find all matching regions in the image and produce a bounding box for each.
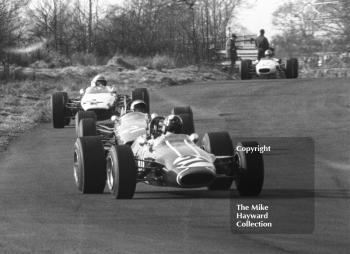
[234,0,285,36]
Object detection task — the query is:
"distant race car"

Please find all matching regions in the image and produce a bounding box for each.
[240,56,298,80]
[51,87,150,129]
[73,106,264,198]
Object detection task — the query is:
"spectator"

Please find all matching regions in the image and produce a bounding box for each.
[226,34,238,70]
[255,29,270,60]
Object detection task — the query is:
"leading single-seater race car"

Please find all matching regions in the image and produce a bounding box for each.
[51,86,150,129]
[240,50,298,80]
[73,106,264,198]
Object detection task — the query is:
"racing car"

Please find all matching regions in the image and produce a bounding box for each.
[76,99,151,147]
[51,78,149,129]
[73,107,264,198]
[240,49,298,80]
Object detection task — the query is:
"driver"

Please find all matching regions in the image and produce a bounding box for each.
[163,114,183,134]
[130,100,148,113]
[264,49,273,59]
[91,75,107,87]
[147,114,183,147]
[86,74,115,93]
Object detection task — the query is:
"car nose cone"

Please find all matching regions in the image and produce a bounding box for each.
[176,166,215,188]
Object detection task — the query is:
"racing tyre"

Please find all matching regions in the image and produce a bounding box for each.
[286,58,298,79]
[73,136,106,194]
[75,111,97,136]
[62,93,71,126]
[51,92,67,128]
[171,106,195,135]
[106,145,137,199]
[78,118,97,137]
[202,132,234,190]
[240,60,252,80]
[132,88,150,113]
[234,141,264,196]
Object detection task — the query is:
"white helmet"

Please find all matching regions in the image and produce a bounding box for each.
[265,49,273,57]
[91,74,107,87]
[130,100,147,113]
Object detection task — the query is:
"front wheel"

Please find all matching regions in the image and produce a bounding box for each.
[285,58,298,79]
[78,118,97,137]
[73,136,106,193]
[234,141,264,196]
[51,92,67,128]
[75,111,97,136]
[202,132,234,190]
[106,145,137,199]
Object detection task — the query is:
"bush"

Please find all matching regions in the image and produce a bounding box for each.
[107,53,177,70]
[151,54,176,70]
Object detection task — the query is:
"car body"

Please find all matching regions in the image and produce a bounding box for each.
[240,57,299,80]
[73,107,265,199]
[80,86,117,114]
[131,133,218,188]
[255,58,279,76]
[51,87,149,129]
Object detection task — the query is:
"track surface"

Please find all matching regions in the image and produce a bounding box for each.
[1,78,349,253]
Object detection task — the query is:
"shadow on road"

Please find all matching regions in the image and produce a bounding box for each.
[133,188,350,200]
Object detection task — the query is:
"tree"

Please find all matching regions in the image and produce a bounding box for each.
[0,0,29,78]
[271,0,323,57]
[316,0,350,51]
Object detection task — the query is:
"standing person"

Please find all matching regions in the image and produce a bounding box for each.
[255,29,270,60]
[226,34,238,71]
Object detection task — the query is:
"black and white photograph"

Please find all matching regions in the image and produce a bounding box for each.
[0,0,349,253]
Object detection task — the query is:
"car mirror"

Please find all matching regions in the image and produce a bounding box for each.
[189,133,199,143]
[79,89,84,95]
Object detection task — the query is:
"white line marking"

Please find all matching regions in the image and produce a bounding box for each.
[184,139,200,156]
[165,140,182,157]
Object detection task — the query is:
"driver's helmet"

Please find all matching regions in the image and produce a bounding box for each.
[164,114,183,134]
[91,75,107,87]
[265,49,273,57]
[130,100,147,113]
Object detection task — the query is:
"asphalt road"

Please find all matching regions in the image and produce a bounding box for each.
[1,78,349,253]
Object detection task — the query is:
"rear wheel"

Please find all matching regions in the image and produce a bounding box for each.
[62,93,71,126]
[78,118,97,137]
[285,58,298,79]
[240,60,252,80]
[73,136,106,193]
[106,145,137,199]
[234,141,264,196]
[202,132,234,190]
[132,88,150,113]
[75,111,97,136]
[171,106,195,135]
[51,92,67,128]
